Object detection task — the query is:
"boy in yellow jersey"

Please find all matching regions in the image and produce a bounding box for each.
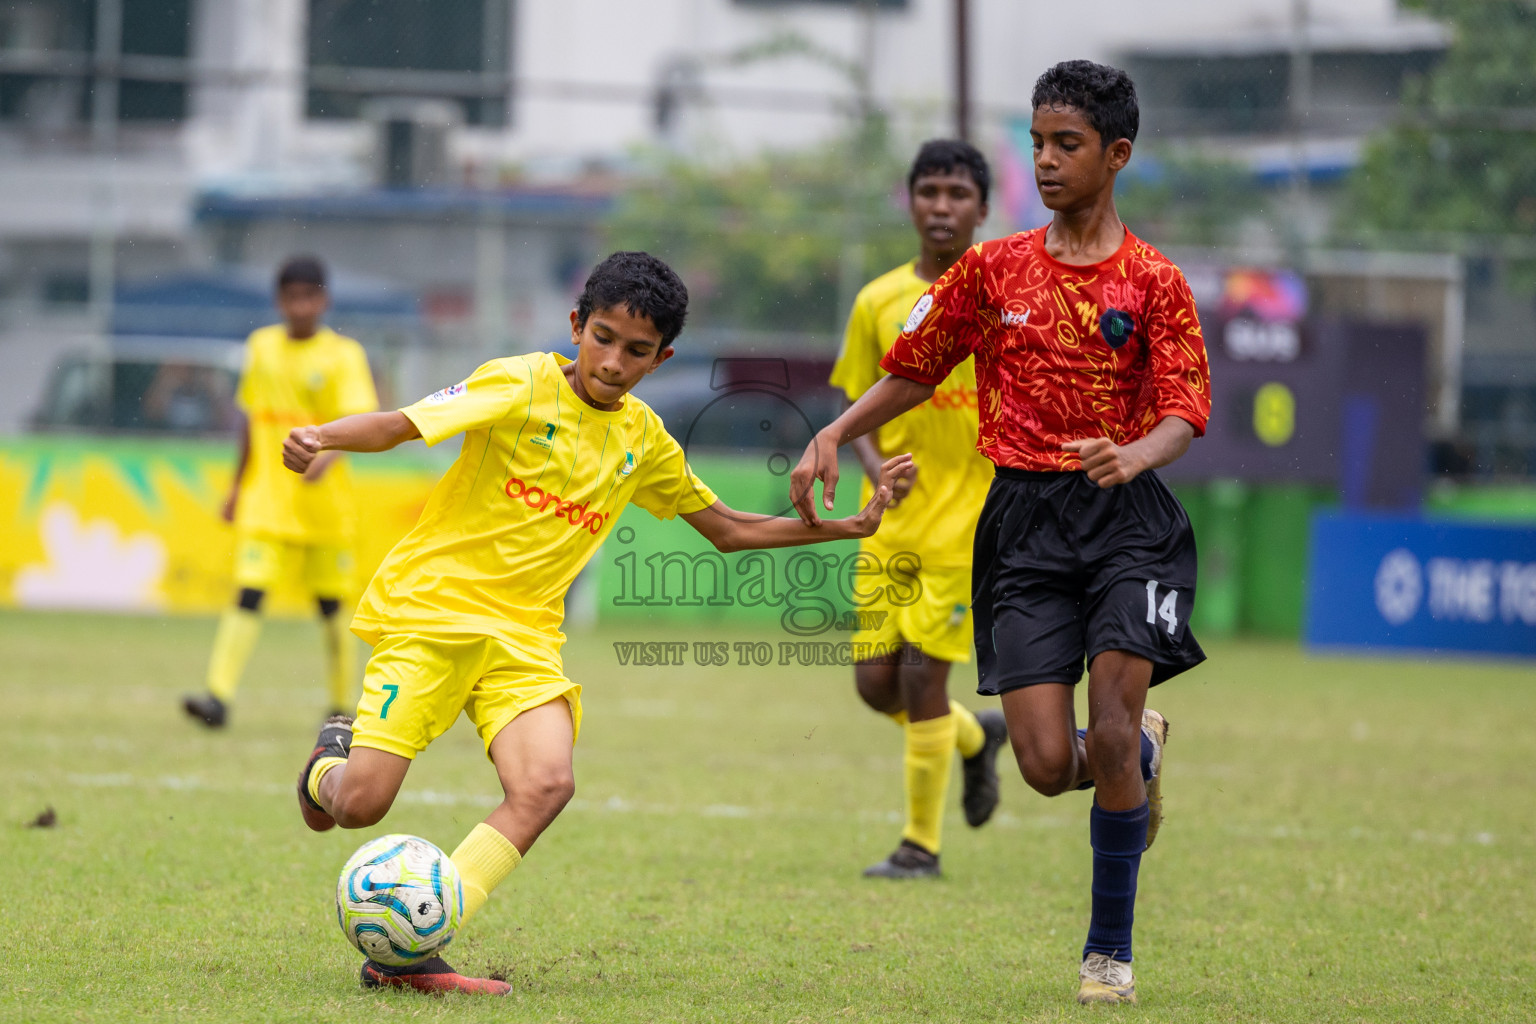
[830,141,1009,879]
[183,256,377,729]
[285,252,912,995]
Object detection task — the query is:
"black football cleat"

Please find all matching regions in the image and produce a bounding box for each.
[182,693,227,728]
[360,956,511,996]
[961,708,1008,827]
[297,713,352,832]
[862,839,941,879]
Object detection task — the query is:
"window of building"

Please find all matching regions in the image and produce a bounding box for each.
[0,0,192,127]
[306,0,512,126]
[733,0,908,8]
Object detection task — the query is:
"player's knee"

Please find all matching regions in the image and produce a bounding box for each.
[853,659,903,714]
[331,780,394,829]
[1085,717,1140,777]
[1019,762,1076,797]
[514,767,575,819]
[1013,746,1075,796]
[854,674,898,714]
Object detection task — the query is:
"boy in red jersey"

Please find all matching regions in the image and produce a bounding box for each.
[791,61,1210,1005]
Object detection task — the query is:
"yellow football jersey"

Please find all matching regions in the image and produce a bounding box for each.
[830,260,994,569]
[352,352,718,648]
[234,324,378,543]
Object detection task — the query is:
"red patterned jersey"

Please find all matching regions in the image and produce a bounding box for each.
[880,226,1211,472]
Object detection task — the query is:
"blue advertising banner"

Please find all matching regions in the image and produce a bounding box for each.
[1306,513,1536,657]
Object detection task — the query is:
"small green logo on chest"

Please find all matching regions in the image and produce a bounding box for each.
[619,451,636,477]
[530,422,558,449]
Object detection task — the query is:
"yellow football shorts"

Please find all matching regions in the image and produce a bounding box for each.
[351,632,583,761]
[233,534,354,596]
[852,561,974,664]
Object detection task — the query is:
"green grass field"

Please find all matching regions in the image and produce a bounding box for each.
[5,610,1535,1023]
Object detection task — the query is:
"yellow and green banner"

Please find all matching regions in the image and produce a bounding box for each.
[0,436,440,617]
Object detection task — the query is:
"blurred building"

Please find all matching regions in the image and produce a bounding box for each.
[0,0,1458,434]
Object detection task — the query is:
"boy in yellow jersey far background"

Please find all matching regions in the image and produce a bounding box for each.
[829,141,1009,879]
[285,252,914,995]
[184,256,378,729]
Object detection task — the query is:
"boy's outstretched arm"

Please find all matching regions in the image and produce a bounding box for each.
[283,411,422,474]
[790,375,933,526]
[685,454,915,553]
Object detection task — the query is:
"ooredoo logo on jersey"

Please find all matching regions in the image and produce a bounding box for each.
[504,477,610,535]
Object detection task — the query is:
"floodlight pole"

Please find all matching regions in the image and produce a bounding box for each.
[90,0,122,332]
[954,0,971,142]
[1286,0,1312,257]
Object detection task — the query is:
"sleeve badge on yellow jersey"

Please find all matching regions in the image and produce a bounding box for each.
[903,294,934,334]
[423,381,467,405]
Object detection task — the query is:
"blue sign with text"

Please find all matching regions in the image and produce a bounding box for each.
[1306,513,1536,657]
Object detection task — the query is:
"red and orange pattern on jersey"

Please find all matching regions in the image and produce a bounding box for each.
[880,226,1211,472]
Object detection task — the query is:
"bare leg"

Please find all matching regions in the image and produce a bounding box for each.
[854,656,902,715]
[319,745,412,829]
[1000,682,1089,796]
[898,648,953,721]
[1083,651,1152,812]
[483,698,576,854]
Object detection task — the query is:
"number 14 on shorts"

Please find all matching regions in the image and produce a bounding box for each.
[1144,581,1180,635]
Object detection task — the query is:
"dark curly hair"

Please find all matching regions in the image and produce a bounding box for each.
[575,251,690,346]
[276,255,326,290]
[1031,60,1139,146]
[907,139,992,204]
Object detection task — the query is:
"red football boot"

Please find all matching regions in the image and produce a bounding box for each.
[360,957,511,995]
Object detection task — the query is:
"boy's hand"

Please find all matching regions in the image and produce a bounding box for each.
[846,454,914,537]
[790,430,840,526]
[888,462,917,507]
[1063,437,1144,489]
[284,426,325,475]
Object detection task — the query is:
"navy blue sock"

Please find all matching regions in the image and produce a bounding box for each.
[1083,801,1149,963]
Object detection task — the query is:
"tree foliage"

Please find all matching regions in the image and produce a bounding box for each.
[605,131,915,335]
[1114,148,1266,247]
[1345,1,1536,247]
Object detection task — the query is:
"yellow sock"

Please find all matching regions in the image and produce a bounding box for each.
[206,606,262,702]
[901,713,957,854]
[886,710,908,726]
[450,823,522,925]
[951,700,985,759]
[321,608,356,711]
[306,756,346,806]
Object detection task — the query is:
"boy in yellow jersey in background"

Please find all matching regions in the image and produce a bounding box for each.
[830,141,1009,879]
[183,256,378,729]
[284,252,913,995]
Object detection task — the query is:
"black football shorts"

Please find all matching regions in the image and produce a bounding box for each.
[973,467,1206,694]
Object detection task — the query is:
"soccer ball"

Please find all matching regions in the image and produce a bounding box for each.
[336,834,463,966]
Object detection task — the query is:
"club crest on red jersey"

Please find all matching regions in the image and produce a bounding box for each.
[1099,309,1135,350]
